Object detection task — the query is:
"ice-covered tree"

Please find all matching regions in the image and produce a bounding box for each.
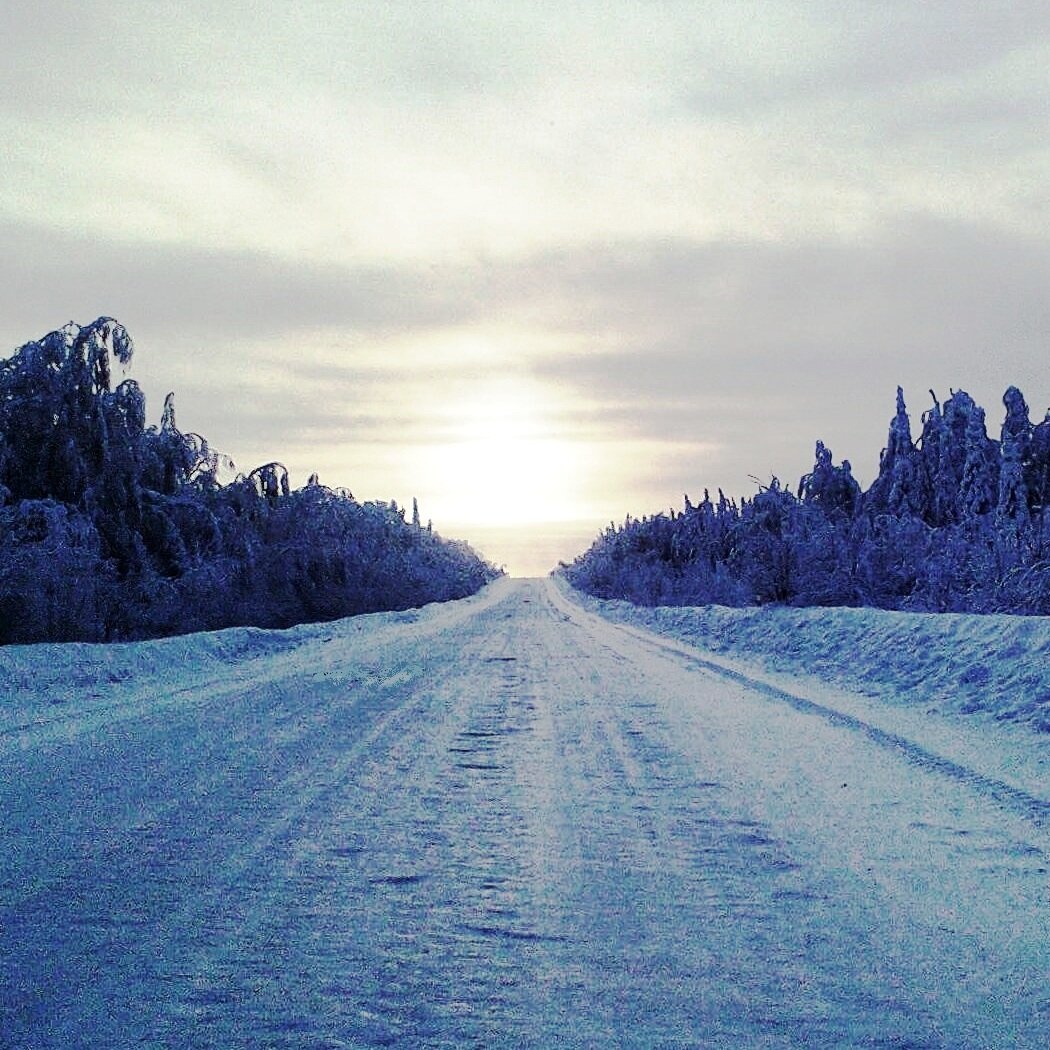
[865,388,928,519]
[0,320,500,643]
[996,387,1032,529]
[959,405,998,522]
[799,441,861,520]
[565,384,1049,615]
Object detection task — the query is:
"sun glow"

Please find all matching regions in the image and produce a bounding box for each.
[419,378,590,528]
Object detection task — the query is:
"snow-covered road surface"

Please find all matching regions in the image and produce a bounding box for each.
[1,578,1047,1048]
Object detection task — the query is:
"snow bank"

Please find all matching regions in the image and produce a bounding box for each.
[2,624,302,699]
[0,603,429,725]
[564,585,1050,734]
[0,582,517,729]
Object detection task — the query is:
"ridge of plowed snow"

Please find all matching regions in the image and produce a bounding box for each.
[0,585,507,732]
[560,580,1050,733]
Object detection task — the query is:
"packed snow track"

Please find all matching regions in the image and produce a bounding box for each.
[1,578,1047,1048]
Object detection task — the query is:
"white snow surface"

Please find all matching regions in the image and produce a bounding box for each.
[1,577,1048,1048]
[566,583,1050,731]
[561,577,1049,821]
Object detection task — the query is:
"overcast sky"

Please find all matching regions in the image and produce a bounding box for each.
[2,2,1049,574]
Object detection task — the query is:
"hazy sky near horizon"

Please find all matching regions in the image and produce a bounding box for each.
[2,1,1049,574]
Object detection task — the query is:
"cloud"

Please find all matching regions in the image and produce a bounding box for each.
[678,2,1050,110]
[0,220,472,347]
[0,223,496,477]
[3,2,1049,564]
[506,216,1050,492]
[5,210,1048,501]
[6,1,1048,272]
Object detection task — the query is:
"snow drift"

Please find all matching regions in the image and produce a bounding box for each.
[563,581,1050,734]
[0,595,466,730]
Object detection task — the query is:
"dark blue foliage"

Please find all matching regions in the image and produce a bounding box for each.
[0,320,500,643]
[566,387,1050,614]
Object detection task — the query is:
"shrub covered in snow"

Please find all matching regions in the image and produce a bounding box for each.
[565,387,1050,615]
[0,319,500,643]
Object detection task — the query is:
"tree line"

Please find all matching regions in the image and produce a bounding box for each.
[0,318,499,644]
[565,386,1050,614]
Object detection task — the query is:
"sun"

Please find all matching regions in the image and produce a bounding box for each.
[419,377,589,528]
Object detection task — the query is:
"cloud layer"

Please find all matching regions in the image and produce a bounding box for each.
[2,3,1049,572]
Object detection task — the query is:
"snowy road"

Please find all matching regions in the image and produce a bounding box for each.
[1,578,1047,1048]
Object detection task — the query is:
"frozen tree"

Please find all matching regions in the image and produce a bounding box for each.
[865,388,927,518]
[959,406,998,521]
[799,441,861,520]
[918,392,951,526]
[939,390,981,521]
[996,388,1032,530]
[246,462,291,502]
[0,320,501,644]
[566,384,1049,616]
[1027,411,1050,515]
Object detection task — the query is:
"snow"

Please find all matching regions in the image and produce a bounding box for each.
[558,576,1049,817]
[2,578,1048,1047]
[561,581,1050,732]
[0,589,499,738]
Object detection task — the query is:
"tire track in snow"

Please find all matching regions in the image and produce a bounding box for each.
[146,587,542,1047]
[3,579,1047,1048]
[543,580,1050,1047]
[1,588,527,1048]
[550,581,1050,827]
[522,584,956,1048]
